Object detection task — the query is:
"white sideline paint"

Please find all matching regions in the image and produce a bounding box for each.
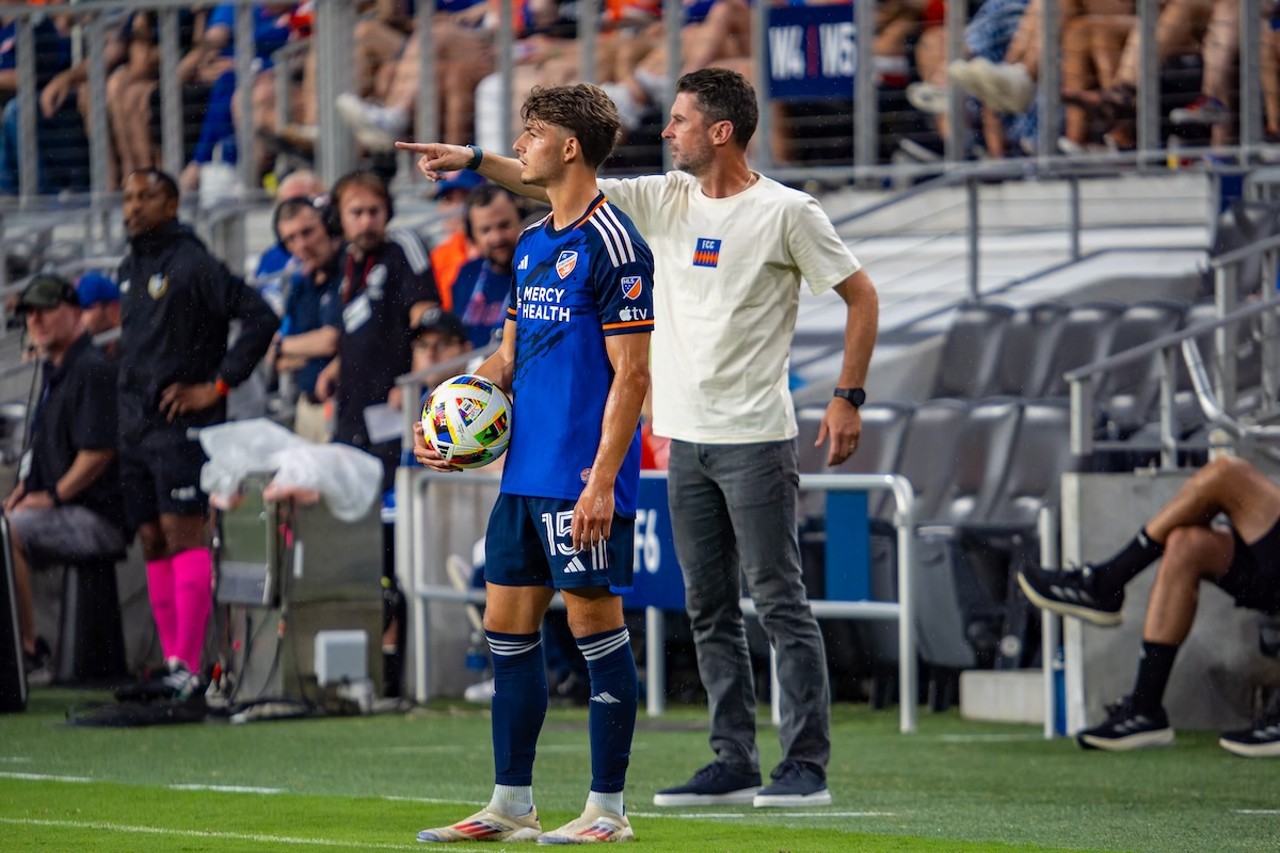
[0,756,32,763]
[169,784,285,795]
[628,810,896,819]
[1234,810,1280,815]
[0,818,419,850]
[934,734,1046,744]
[0,771,90,783]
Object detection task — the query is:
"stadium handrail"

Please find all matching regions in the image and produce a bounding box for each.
[1063,233,1280,468]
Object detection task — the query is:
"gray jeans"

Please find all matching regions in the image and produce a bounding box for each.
[667,439,830,774]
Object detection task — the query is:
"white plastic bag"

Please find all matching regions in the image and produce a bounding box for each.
[199,419,384,521]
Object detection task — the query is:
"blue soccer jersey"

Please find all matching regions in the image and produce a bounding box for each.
[500,193,654,516]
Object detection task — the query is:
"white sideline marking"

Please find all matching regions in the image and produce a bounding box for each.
[628,810,895,819]
[0,818,419,850]
[1234,810,1280,815]
[0,757,32,763]
[169,784,285,795]
[0,772,90,783]
[935,734,1046,743]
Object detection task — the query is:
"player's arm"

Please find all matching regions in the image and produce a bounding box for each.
[572,331,651,552]
[394,141,551,205]
[818,267,879,466]
[473,318,517,395]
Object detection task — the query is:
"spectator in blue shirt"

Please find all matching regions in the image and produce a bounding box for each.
[0,8,74,194]
[452,185,524,348]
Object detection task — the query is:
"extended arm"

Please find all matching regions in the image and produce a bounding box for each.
[395,141,552,205]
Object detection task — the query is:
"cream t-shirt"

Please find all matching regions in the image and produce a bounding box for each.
[598,171,861,444]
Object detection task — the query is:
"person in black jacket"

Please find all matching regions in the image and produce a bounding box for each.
[5,275,126,685]
[116,168,278,698]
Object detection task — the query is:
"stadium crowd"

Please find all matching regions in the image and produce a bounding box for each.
[1,0,1275,198]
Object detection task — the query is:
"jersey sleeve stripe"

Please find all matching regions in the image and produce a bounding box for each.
[601,318,653,331]
[597,204,637,263]
[591,205,634,266]
[390,228,431,274]
[588,218,622,268]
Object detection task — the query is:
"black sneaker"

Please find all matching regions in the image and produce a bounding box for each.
[752,760,832,808]
[652,761,761,806]
[23,637,53,687]
[1017,564,1124,626]
[1219,697,1280,758]
[1077,695,1174,751]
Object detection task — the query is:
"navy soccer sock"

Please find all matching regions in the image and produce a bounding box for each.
[488,630,548,788]
[579,626,638,801]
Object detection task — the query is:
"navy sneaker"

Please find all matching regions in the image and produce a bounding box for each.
[1017,564,1124,626]
[1077,696,1174,751]
[652,761,761,806]
[752,760,831,808]
[1219,697,1280,758]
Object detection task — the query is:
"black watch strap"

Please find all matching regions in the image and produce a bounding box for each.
[834,387,866,407]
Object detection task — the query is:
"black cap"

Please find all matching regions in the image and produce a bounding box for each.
[414,307,468,342]
[18,274,80,312]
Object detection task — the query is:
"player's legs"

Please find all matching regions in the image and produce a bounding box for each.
[666,439,760,774]
[419,497,552,843]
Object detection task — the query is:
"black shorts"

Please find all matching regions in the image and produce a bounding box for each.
[1219,520,1280,614]
[119,431,209,530]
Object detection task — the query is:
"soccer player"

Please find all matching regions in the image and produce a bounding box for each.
[411,83,654,843]
[1018,455,1280,756]
[400,67,878,808]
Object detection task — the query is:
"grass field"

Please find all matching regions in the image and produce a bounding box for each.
[0,689,1277,852]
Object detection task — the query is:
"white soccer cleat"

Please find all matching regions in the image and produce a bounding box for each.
[537,803,634,844]
[416,806,542,843]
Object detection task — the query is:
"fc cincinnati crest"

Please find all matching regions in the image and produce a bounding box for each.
[556,250,578,280]
[147,273,168,299]
[621,275,643,300]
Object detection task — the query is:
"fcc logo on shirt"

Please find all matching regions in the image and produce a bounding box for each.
[693,238,721,268]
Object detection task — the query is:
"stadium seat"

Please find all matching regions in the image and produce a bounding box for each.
[1097,298,1189,439]
[880,398,972,522]
[925,397,1022,527]
[991,302,1070,398]
[1040,300,1126,398]
[55,553,128,686]
[930,303,1016,400]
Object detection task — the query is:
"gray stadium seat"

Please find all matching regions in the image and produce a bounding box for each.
[992,302,1070,398]
[984,397,1073,529]
[1098,298,1189,437]
[1041,300,1126,398]
[926,397,1022,527]
[880,398,972,521]
[931,303,1016,399]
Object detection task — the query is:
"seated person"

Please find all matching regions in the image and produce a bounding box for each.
[1019,455,1280,756]
[426,170,486,309]
[272,194,345,442]
[0,8,73,194]
[4,275,126,686]
[452,184,522,348]
[75,272,122,358]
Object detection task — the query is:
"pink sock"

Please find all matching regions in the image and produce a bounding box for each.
[171,548,213,672]
[145,558,178,662]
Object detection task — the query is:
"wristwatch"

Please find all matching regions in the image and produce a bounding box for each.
[834,387,866,407]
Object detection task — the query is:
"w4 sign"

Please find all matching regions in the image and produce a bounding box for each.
[766,4,857,101]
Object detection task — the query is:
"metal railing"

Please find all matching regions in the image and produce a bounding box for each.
[1065,231,1280,469]
[399,469,921,733]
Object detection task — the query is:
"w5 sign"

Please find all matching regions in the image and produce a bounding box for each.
[767,4,857,101]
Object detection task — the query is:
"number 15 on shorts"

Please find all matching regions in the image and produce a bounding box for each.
[540,510,608,571]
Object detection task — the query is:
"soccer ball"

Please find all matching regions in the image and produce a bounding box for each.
[422,374,511,468]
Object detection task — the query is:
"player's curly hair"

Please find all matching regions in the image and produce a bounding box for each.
[676,68,758,149]
[521,84,620,169]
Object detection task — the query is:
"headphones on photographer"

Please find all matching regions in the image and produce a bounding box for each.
[272,195,341,245]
